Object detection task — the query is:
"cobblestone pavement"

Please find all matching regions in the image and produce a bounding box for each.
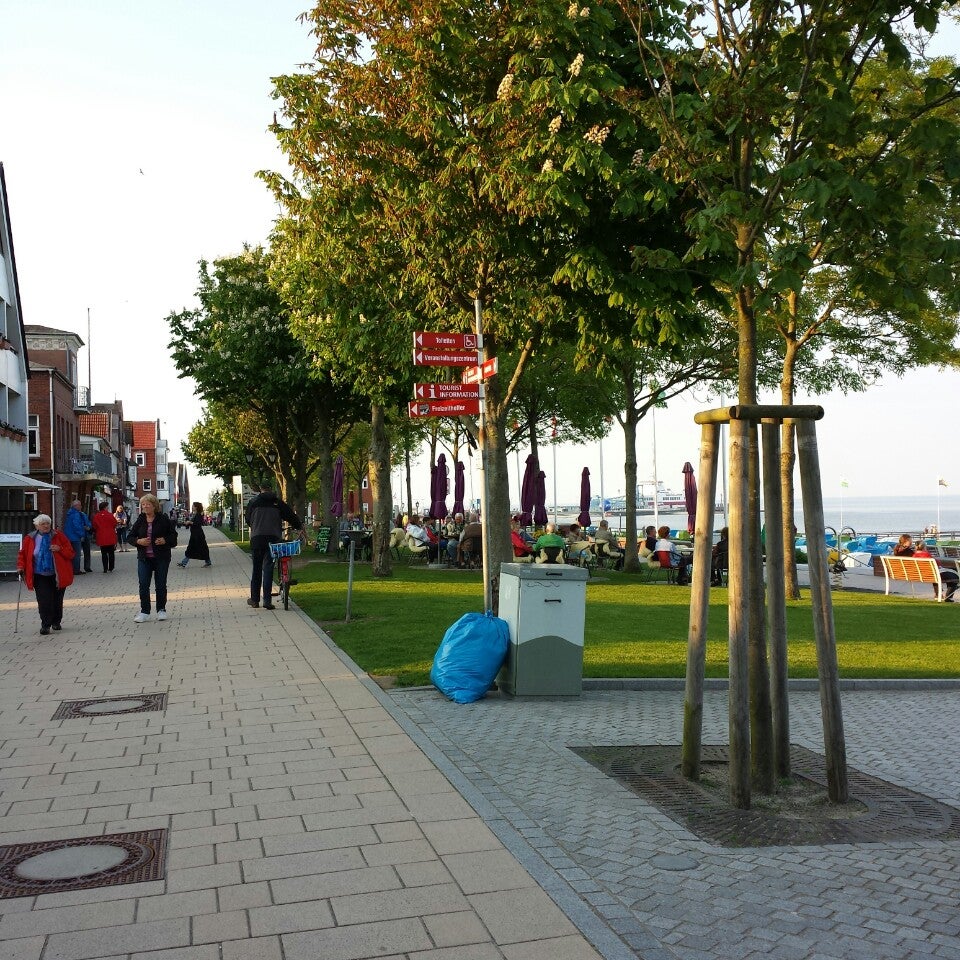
[388,685,960,960]
[0,530,601,960]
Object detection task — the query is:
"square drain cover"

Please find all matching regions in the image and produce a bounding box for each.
[52,692,168,720]
[572,744,960,847]
[0,828,168,899]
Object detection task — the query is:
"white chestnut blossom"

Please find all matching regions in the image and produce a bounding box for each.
[496,74,514,100]
[542,158,555,173]
[548,115,563,135]
[569,53,584,77]
[583,124,611,145]
[567,1,579,16]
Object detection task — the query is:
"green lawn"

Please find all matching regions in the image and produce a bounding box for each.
[266,551,960,686]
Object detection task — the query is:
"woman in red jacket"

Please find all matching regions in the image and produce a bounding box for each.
[17,514,75,635]
[91,501,119,572]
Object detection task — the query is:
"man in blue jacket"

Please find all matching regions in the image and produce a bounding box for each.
[63,500,90,575]
[245,484,302,610]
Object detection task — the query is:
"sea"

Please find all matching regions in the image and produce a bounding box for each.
[592,495,959,539]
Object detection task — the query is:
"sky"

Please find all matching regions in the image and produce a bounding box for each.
[2,3,958,514]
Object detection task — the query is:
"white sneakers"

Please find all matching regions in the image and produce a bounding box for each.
[135,610,169,623]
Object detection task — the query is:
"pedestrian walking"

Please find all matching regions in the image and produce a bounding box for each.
[245,482,301,610]
[114,504,130,552]
[63,499,89,575]
[177,501,211,567]
[16,514,75,635]
[91,501,119,572]
[127,494,177,623]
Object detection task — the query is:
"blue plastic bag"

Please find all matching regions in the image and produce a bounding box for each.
[430,612,510,704]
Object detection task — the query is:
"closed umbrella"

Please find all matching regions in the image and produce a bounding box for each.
[533,470,548,526]
[431,453,448,519]
[331,456,344,518]
[683,461,697,535]
[577,467,591,527]
[452,460,465,516]
[519,454,538,526]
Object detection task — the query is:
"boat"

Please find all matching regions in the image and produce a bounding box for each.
[597,481,706,515]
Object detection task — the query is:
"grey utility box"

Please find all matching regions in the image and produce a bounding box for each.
[497,562,588,697]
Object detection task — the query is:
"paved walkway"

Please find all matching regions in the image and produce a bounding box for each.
[1,530,958,960]
[0,530,599,960]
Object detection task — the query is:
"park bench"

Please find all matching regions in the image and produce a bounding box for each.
[878,555,947,602]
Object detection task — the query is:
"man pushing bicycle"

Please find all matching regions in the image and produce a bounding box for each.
[245,482,302,610]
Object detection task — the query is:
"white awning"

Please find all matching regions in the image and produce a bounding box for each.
[0,468,60,490]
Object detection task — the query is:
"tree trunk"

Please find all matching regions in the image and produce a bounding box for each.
[368,404,394,578]
[621,367,641,572]
[404,441,413,519]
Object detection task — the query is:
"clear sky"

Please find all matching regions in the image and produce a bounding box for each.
[2,3,958,512]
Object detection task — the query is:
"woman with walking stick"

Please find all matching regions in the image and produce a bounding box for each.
[16,514,75,635]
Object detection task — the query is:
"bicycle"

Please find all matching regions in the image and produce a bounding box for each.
[269,534,304,611]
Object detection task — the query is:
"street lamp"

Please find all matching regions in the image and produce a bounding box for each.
[265,449,278,483]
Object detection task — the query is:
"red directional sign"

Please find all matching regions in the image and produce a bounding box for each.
[412,348,479,367]
[414,331,479,351]
[461,357,499,384]
[408,398,483,418]
[414,382,481,400]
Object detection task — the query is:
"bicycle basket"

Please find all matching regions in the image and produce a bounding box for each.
[269,540,302,559]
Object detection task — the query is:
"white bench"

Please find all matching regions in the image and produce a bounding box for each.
[878,555,946,601]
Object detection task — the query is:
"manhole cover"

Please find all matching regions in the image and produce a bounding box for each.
[571,744,960,848]
[52,692,168,720]
[0,829,168,899]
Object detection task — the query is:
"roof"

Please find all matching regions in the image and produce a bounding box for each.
[78,411,110,439]
[131,420,157,449]
[24,324,86,344]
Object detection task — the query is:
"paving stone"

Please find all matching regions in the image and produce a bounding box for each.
[281,916,431,960]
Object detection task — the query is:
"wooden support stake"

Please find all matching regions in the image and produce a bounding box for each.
[727,418,751,809]
[796,419,848,803]
[762,421,790,779]
[682,423,720,780]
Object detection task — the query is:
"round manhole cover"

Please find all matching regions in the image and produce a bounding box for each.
[78,699,148,714]
[14,844,129,880]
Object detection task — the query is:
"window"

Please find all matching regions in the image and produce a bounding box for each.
[28,415,39,457]
[157,479,166,491]
[24,492,37,511]
[142,479,152,491]
[135,452,146,467]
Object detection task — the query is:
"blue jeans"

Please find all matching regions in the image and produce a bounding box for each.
[69,540,82,574]
[137,555,170,614]
[250,541,275,604]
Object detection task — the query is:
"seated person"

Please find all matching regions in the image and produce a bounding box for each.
[389,525,407,551]
[405,515,438,561]
[510,518,534,561]
[533,522,566,563]
[593,519,623,569]
[440,513,464,561]
[640,524,657,559]
[564,523,592,563]
[654,525,691,585]
[911,539,958,601]
[712,526,729,586]
[893,533,915,557]
[457,515,483,566]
